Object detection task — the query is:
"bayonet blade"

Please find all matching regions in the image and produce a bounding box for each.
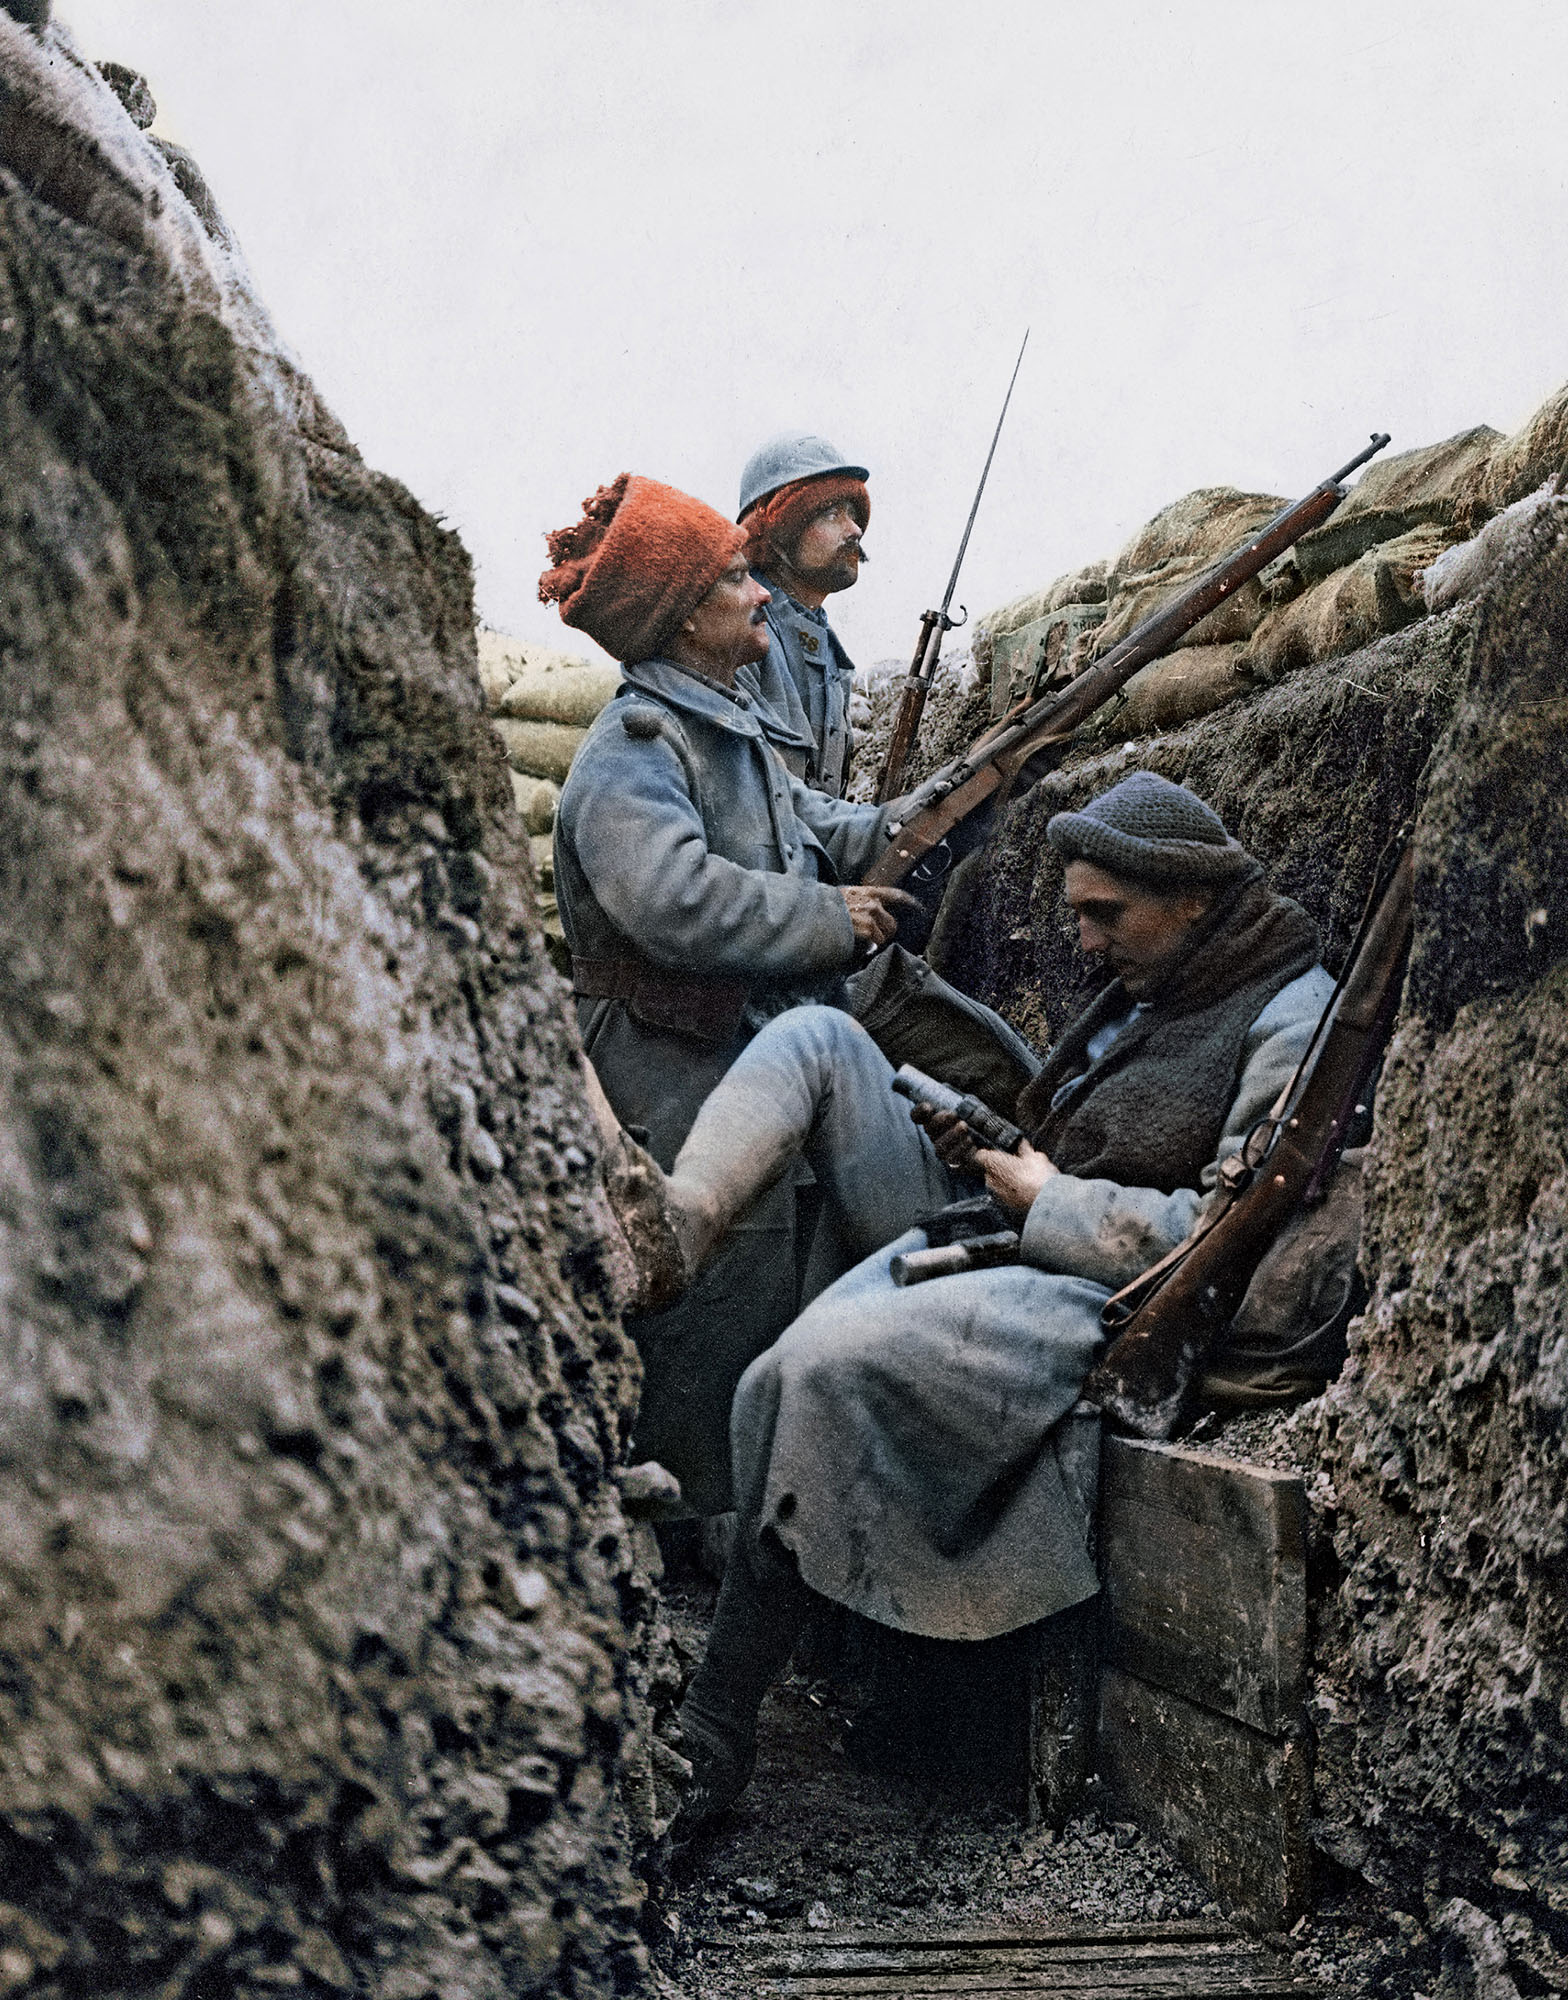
[938,327,1029,620]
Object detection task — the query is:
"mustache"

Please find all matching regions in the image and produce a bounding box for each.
[843,541,868,564]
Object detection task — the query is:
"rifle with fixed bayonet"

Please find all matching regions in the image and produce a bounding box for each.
[873,331,1030,803]
[1080,842,1415,1441]
[864,432,1392,895]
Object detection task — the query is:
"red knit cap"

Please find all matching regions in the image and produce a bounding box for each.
[740,472,870,570]
[538,474,746,664]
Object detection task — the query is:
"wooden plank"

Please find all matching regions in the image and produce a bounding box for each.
[1099,1437,1307,1738]
[761,1940,1275,1972]
[755,1919,1237,1952]
[1097,1668,1311,1929]
[733,1917,1319,1996]
[746,1962,1310,1992]
[1028,1593,1098,1824]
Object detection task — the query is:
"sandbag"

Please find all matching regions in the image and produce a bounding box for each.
[493,717,588,784]
[476,626,597,709]
[1094,559,1270,655]
[1422,485,1568,614]
[1243,523,1450,684]
[1470,378,1568,515]
[1110,485,1286,580]
[1293,426,1500,582]
[496,661,622,726]
[979,561,1111,645]
[974,562,1109,711]
[1082,643,1250,744]
[1090,487,1286,657]
[509,770,560,835]
[478,640,514,707]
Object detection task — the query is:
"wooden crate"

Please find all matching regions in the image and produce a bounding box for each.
[1094,1437,1312,1928]
[1099,1437,1306,1735]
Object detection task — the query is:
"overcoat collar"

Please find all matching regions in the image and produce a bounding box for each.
[619,655,765,738]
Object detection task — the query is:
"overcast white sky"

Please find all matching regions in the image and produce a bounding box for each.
[63,0,1568,667]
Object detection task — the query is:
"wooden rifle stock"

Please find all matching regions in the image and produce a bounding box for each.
[1081,846,1415,1440]
[863,433,1391,889]
[874,608,947,804]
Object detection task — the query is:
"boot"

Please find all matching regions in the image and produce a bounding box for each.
[671,1528,810,1844]
[579,1058,701,1311]
[580,1056,808,1313]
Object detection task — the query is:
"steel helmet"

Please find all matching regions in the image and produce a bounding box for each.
[737,432,870,520]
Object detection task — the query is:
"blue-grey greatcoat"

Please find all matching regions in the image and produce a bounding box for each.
[725,965,1335,1641]
[738,576,857,796]
[554,655,895,1509]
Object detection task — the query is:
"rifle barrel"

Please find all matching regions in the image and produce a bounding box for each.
[868,431,1392,878]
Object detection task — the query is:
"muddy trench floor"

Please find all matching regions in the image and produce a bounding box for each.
[644,1579,1437,1999]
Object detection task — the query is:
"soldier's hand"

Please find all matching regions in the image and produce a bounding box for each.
[909,1104,982,1171]
[977,1138,1057,1214]
[841,884,921,947]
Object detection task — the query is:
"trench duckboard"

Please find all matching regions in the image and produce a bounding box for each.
[733,1918,1322,1996]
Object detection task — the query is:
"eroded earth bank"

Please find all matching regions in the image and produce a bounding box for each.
[1,9,1565,1999]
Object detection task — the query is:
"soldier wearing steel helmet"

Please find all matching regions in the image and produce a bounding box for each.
[736,432,870,798]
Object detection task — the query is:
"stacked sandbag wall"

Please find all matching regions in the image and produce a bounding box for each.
[478,632,620,967]
[971,397,1567,751]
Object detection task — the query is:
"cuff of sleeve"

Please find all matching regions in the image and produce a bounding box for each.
[1018,1173,1203,1292]
[1019,1174,1121,1281]
[821,888,857,964]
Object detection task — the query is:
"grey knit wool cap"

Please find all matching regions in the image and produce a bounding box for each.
[1046,772,1257,888]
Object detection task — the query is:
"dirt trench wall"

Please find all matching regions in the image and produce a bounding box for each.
[938,504,1568,1924]
[1309,507,1568,1919]
[0,20,649,1999]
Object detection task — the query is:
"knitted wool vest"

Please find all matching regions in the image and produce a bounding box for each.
[1015,879,1322,1194]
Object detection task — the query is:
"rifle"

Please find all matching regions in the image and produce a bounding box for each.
[873,331,1030,803]
[1080,844,1415,1441]
[863,433,1392,893]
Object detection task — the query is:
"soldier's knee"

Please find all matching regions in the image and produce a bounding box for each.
[753,1002,868,1072]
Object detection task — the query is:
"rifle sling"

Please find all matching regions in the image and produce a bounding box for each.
[1099,1176,1248,1329]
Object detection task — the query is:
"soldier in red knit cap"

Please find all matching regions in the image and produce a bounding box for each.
[735,434,871,797]
[539,473,915,1517]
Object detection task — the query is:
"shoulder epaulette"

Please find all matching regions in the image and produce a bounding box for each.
[622,705,665,741]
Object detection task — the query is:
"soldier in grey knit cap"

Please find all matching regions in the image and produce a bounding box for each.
[591,771,1336,1835]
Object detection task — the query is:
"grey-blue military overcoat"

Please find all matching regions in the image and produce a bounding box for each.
[738,579,858,797]
[554,655,894,1509]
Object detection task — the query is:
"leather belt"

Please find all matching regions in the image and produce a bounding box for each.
[572,955,749,1045]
